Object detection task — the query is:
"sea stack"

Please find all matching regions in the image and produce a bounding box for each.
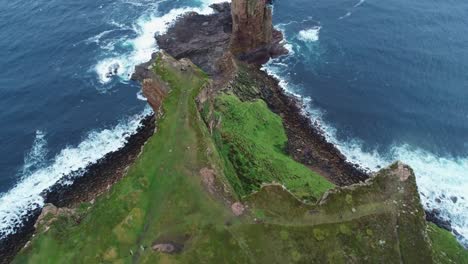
[230,0,287,64]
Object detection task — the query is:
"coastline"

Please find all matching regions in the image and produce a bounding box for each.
[0,114,155,264]
[153,2,369,186]
[152,1,457,236]
[2,1,464,262]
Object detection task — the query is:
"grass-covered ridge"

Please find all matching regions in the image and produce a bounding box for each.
[207,93,333,200]
[14,53,241,263]
[428,223,468,263]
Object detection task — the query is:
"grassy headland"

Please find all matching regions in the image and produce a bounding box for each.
[13,54,467,263]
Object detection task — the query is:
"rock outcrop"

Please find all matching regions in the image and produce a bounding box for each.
[152,3,368,186]
[155,3,233,77]
[132,52,173,112]
[230,0,287,64]
[34,204,75,232]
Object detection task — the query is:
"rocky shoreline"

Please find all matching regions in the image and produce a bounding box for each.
[0,114,155,264]
[152,1,455,232]
[2,1,460,263]
[153,2,369,186]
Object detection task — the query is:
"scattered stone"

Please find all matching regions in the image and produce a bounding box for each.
[152,243,176,254]
[231,202,245,216]
[450,196,458,203]
[34,204,75,230]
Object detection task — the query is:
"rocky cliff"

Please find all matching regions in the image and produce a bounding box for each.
[230,0,287,64]
[9,1,468,263]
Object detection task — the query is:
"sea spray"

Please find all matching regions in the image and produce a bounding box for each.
[0,107,152,239]
[0,0,230,241]
[263,49,468,246]
[298,26,321,42]
[94,0,230,84]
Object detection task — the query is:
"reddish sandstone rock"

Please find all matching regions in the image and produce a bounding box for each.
[230,0,287,64]
[231,202,246,216]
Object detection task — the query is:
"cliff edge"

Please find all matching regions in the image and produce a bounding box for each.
[230,0,287,63]
[9,1,468,263]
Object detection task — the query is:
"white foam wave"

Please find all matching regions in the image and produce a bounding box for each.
[95,0,229,84]
[20,130,48,177]
[354,0,366,8]
[0,107,152,239]
[338,0,365,20]
[339,12,352,20]
[85,30,116,45]
[263,57,468,246]
[298,26,321,42]
[136,90,147,101]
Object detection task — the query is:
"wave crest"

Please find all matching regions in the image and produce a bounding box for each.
[0,108,152,239]
[263,53,468,246]
[298,26,321,42]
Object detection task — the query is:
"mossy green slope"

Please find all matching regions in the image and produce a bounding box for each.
[428,223,468,264]
[206,94,333,200]
[14,54,243,263]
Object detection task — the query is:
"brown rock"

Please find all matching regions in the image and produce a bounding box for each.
[231,202,245,216]
[152,243,176,253]
[155,3,233,76]
[230,0,273,54]
[34,204,75,230]
[230,0,287,63]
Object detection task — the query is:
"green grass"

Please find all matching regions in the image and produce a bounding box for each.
[14,53,467,263]
[428,223,468,264]
[14,54,241,263]
[209,93,334,201]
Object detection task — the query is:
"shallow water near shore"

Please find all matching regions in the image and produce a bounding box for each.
[0,0,467,247]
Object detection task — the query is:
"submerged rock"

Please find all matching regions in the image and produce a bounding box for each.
[105,63,120,78]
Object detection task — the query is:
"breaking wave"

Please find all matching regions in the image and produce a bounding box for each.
[298,26,321,42]
[263,42,468,246]
[1,0,230,241]
[94,0,229,84]
[0,107,152,239]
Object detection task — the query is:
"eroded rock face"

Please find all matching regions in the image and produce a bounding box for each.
[230,0,287,63]
[155,3,233,76]
[230,0,272,53]
[34,204,75,232]
[132,52,172,112]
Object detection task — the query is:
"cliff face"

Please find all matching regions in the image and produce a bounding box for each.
[155,3,233,77]
[230,0,287,63]
[11,2,468,263]
[230,0,273,54]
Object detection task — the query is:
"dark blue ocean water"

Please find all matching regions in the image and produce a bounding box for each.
[0,0,466,244]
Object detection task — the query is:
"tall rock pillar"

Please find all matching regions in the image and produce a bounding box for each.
[230,0,285,63]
